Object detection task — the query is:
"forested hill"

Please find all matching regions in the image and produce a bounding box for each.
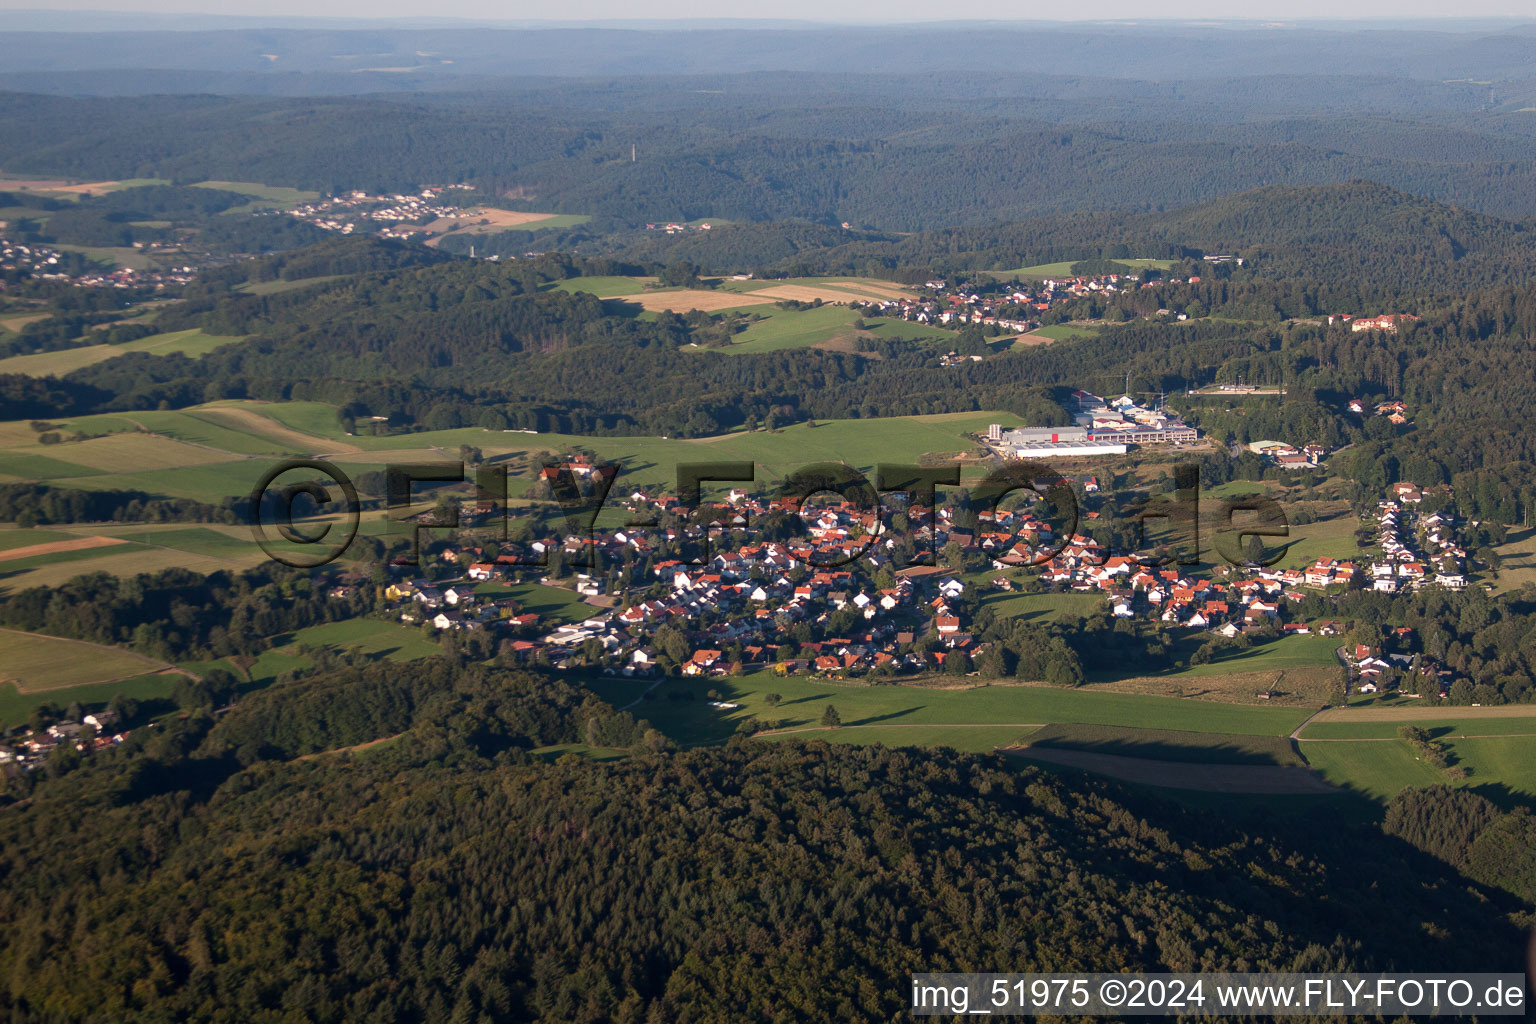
[0,662,1524,1021]
[768,182,1536,290]
[8,85,1536,226]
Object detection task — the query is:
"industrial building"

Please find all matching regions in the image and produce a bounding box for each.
[987,388,1199,460]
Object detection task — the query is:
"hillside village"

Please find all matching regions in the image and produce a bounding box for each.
[354,465,1481,705]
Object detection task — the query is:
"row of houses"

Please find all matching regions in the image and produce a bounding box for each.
[1368,494,1467,593]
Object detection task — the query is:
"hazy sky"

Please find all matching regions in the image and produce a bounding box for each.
[4,2,1536,24]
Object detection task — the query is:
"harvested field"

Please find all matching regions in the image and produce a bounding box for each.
[0,535,127,563]
[421,209,559,244]
[1001,745,1340,794]
[608,289,775,312]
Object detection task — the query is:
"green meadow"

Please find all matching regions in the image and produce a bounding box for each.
[1025,323,1101,341]
[587,670,1312,749]
[702,308,954,354]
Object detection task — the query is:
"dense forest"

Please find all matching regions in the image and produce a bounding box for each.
[5,75,1536,229]
[0,668,1526,1021]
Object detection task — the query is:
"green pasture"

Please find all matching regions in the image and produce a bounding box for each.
[588,669,1312,749]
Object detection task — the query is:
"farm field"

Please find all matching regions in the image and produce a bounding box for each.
[988,258,1175,279]
[1307,704,1536,726]
[0,328,245,377]
[240,275,345,296]
[1024,323,1101,341]
[703,306,955,354]
[192,180,320,205]
[1299,740,1455,799]
[607,288,775,313]
[1301,712,1536,739]
[1004,746,1338,794]
[0,535,128,563]
[1491,526,1536,593]
[1019,722,1305,765]
[420,210,588,244]
[0,628,172,693]
[1441,736,1536,796]
[713,276,916,304]
[0,177,168,197]
[546,276,653,296]
[0,672,178,727]
[0,528,83,552]
[759,723,1041,753]
[542,275,917,312]
[1296,701,1536,798]
[1173,633,1341,677]
[51,244,159,271]
[588,669,1312,748]
[0,399,1043,512]
[0,522,312,593]
[1078,633,1340,707]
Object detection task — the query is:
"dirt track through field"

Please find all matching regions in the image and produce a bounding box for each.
[0,536,126,562]
[1000,745,1341,794]
[194,407,362,455]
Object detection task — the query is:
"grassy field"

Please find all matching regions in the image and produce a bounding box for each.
[1026,323,1101,341]
[1267,511,1362,569]
[1491,526,1536,594]
[192,180,320,205]
[277,619,441,662]
[240,275,345,296]
[760,723,1040,753]
[547,276,652,297]
[51,244,159,271]
[0,328,245,377]
[1302,714,1536,739]
[970,586,1103,625]
[990,258,1175,279]
[1020,722,1305,765]
[119,328,246,357]
[0,628,172,692]
[1296,700,1536,798]
[1173,633,1340,677]
[703,308,955,354]
[1299,740,1456,800]
[590,669,1312,749]
[1442,736,1536,796]
[0,528,81,552]
[0,672,178,726]
[473,580,596,622]
[0,521,288,593]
